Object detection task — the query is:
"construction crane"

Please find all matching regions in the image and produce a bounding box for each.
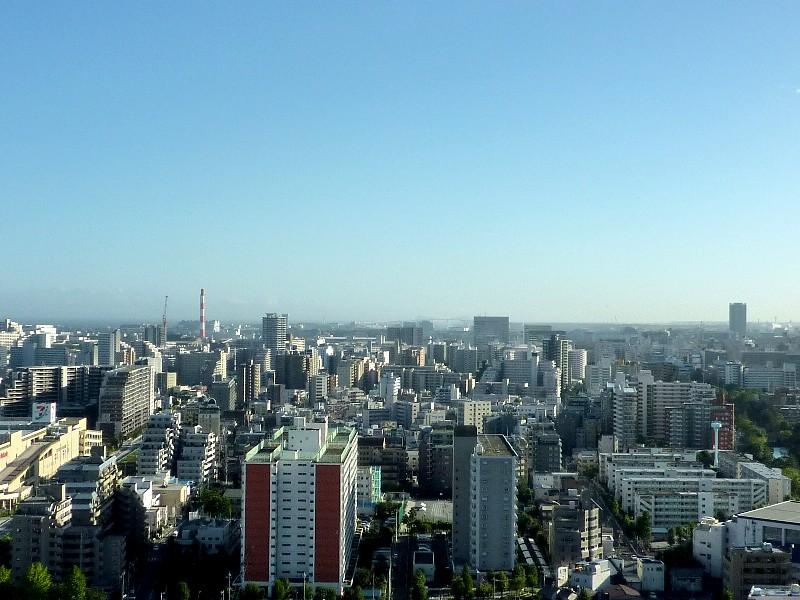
[162,295,168,344]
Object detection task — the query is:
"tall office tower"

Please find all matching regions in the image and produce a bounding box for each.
[530,429,563,473]
[242,418,358,594]
[237,359,262,404]
[452,428,517,571]
[457,400,492,434]
[175,350,227,386]
[96,365,153,441]
[524,324,552,346]
[138,411,181,476]
[143,324,166,348]
[556,339,574,389]
[568,349,588,383]
[612,374,639,450]
[262,313,288,355]
[729,302,747,338]
[97,330,121,367]
[210,378,237,411]
[386,325,423,346]
[473,316,510,347]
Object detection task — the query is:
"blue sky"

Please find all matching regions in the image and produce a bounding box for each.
[2,2,799,323]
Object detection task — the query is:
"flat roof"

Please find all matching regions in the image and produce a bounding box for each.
[477,434,515,457]
[738,501,800,526]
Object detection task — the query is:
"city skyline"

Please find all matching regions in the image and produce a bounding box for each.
[3,3,800,322]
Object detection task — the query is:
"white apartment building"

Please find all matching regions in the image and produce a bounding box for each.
[176,426,217,484]
[242,418,358,593]
[567,349,588,383]
[620,476,767,529]
[693,516,728,578]
[457,400,491,434]
[138,411,181,476]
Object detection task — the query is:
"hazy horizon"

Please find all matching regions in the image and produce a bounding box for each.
[3,3,799,323]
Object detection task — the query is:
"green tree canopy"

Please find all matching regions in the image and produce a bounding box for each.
[241,583,264,600]
[65,566,88,600]
[273,579,291,600]
[411,570,428,600]
[25,562,53,600]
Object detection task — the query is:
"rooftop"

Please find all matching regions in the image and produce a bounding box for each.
[476,434,516,457]
[738,501,800,526]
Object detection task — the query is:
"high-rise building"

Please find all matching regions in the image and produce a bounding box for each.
[176,425,217,484]
[473,316,510,347]
[262,313,288,355]
[418,424,454,497]
[729,303,747,339]
[138,411,181,476]
[143,324,166,348]
[568,349,588,383]
[176,350,227,386]
[96,365,153,441]
[237,360,262,405]
[452,427,517,571]
[242,418,357,593]
[97,330,121,367]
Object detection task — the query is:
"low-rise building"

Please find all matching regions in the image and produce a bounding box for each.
[724,544,793,600]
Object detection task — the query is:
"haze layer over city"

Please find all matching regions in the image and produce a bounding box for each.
[3,4,800,600]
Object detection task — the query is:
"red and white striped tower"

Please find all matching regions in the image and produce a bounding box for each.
[200,288,206,339]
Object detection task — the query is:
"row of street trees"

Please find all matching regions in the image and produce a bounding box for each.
[0,563,107,600]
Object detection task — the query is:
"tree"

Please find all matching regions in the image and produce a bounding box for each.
[451,577,466,600]
[511,566,526,593]
[634,512,652,543]
[25,562,53,600]
[175,581,191,600]
[666,528,676,546]
[696,450,714,469]
[343,587,364,600]
[0,565,12,599]
[199,488,232,518]
[461,565,474,600]
[86,589,107,600]
[65,566,88,600]
[241,584,264,600]
[495,572,509,594]
[0,534,11,568]
[412,571,428,600]
[476,582,492,599]
[723,590,733,600]
[524,565,539,589]
[577,589,592,600]
[273,579,291,600]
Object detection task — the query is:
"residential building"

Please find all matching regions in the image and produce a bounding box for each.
[452,427,517,571]
[262,313,288,355]
[418,424,453,497]
[242,418,357,593]
[724,544,792,600]
[97,365,153,441]
[457,400,491,434]
[138,411,181,476]
[547,499,602,568]
[568,349,588,383]
[176,425,217,484]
